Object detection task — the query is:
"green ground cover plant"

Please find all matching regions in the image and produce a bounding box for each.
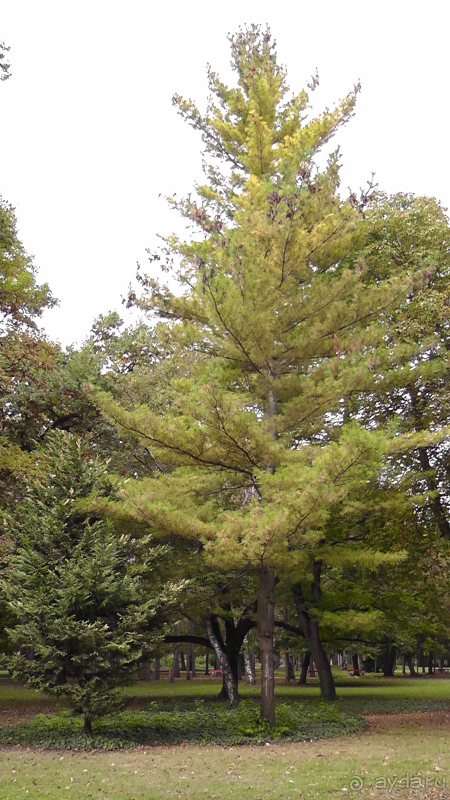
[0,699,364,750]
[2,675,450,752]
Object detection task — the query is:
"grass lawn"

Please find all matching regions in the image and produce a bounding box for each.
[1,675,450,798]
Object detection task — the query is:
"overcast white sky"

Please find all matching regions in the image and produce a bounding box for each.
[1,0,449,347]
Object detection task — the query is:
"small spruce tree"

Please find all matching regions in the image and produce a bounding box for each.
[3,431,180,734]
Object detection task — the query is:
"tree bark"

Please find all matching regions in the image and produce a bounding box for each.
[293,568,336,701]
[209,611,256,697]
[142,661,152,681]
[83,714,92,735]
[382,644,396,676]
[238,652,245,680]
[284,651,291,682]
[154,656,160,680]
[191,649,196,678]
[244,651,256,684]
[298,650,310,685]
[205,616,239,705]
[170,648,180,682]
[205,652,209,675]
[187,620,196,678]
[141,646,152,681]
[258,567,275,726]
[186,651,191,680]
[405,654,416,676]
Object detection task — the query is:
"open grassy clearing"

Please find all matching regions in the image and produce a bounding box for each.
[123,672,450,701]
[1,677,450,797]
[1,710,450,799]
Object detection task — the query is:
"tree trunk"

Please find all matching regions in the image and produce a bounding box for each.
[238,652,245,680]
[298,650,310,685]
[154,655,161,680]
[141,646,152,681]
[170,648,180,682]
[83,714,92,735]
[205,652,209,675]
[258,567,275,726]
[352,654,359,672]
[223,617,243,689]
[282,611,291,682]
[244,651,256,684]
[417,648,424,673]
[180,651,186,672]
[405,654,416,676]
[284,651,291,682]
[142,660,153,681]
[186,651,191,680]
[382,645,396,676]
[428,652,434,675]
[306,624,336,699]
[293,569,336,701]
[187,620,196,678]
[205,616,239,705]
[289,657,295,680]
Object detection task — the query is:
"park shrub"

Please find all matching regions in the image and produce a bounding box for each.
[0,699,365,750]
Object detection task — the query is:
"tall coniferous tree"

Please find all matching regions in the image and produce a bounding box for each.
[98,27,408,723]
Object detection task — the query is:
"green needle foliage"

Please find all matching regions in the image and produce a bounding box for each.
[3,431,183,733]
[96,26,418,720]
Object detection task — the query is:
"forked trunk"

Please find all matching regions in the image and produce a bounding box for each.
[205,616,239,705]
[258,567,275,726]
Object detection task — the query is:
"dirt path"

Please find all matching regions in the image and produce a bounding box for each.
[364,708,450,732]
